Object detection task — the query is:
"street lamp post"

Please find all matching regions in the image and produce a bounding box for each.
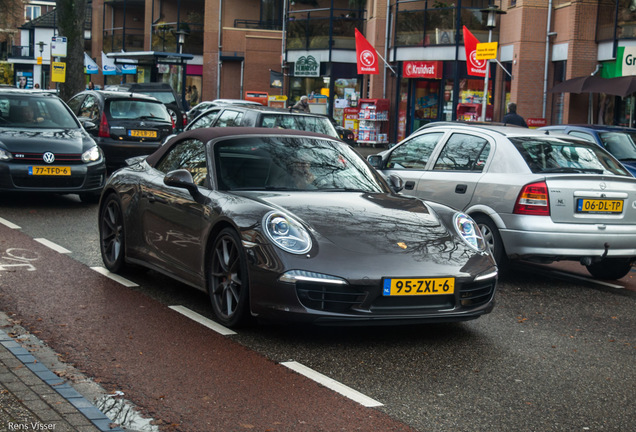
[480,4,506,122]
[175,28,189,124]
[37,41,46,89]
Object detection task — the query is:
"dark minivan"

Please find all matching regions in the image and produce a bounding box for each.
[67,90,174,171]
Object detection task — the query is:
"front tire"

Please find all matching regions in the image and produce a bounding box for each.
[99,194,127,272]
[472,214,509,273]
[209,228,251,327]
[586,259,633,280]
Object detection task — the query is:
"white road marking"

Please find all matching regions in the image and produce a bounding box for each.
[281,361,384,408]
[169,305,236,336]
[34,238,71,254]
[90,266,139,287]
[0,217,21,229]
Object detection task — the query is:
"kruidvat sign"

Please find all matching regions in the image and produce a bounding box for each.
[294,55,320,77]
[403,61,443,79]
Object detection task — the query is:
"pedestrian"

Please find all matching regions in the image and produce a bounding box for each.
[88,81,95,90]
[292,95,310,113]
[502,102,528,128]
[34,83,40,89]
[189,85,199,107]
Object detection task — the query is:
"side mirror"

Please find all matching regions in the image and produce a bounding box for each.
[165,169,198,195]
[80,119,97,130]
[367,154,383,169]
[388,174,404,193]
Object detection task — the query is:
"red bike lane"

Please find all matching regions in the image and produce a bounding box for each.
[0,224,417,432]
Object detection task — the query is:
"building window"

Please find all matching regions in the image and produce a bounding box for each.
[26,5,41,21]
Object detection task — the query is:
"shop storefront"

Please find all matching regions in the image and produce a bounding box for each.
[396,60,498,141]
[288,53,360,123]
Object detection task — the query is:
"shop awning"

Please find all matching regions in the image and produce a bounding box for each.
[548,76,605,94]
[549,75,636,98]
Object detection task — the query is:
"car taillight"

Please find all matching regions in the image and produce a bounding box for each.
[513,181,550,216]
[98,112,110,138]
[182,113,187,128]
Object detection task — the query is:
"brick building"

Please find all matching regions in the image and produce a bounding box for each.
[4,1,636,141]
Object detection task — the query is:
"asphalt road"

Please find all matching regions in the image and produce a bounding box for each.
[0,191,634,432]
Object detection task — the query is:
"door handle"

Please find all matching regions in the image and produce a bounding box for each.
[455,184,467,194]
[405,181,415,190]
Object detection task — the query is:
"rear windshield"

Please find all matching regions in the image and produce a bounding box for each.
[258,114,338,138]
[108,100,172,122]
[0,95,79,129]
[510,136,629,176]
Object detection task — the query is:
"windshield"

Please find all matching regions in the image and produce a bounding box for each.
[214,136,388,192]
[258,114,339,138]
[139,91,176,105]
[511,136,629,176]
[599,131,636,160]
[108,100,172,122]
[0,95,79,129]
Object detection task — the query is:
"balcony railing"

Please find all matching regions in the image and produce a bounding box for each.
[9,45,35,59]
[234,19,282,31]
[287,8,364,51]
[103,27,145,53]
[151,22,204,55]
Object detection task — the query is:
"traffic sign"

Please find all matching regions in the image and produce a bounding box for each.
[51,36,67,57]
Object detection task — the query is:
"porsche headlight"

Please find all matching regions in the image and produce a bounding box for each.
[81,146,102,163]
[0,148,12,161]
[263,211,312,254]
[454,213,486,251]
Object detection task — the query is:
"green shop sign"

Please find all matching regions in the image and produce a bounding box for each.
[294,55,320,77]
[604,46,636,78]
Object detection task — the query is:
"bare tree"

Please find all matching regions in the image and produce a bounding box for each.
[56,0,88,101]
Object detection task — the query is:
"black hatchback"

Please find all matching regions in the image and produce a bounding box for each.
[67,90,174,171]
[0,89,106,202]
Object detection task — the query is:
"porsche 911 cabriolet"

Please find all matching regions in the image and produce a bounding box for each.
[98,127,497,327]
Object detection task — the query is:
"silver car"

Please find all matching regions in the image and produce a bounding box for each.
[368,122,636,280]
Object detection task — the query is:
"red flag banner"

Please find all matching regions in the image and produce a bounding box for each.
[463,26,487,78]
[355,29,379,75]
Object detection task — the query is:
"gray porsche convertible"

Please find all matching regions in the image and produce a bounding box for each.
[98,127,497,327]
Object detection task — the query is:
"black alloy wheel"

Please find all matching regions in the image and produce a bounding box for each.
[99,194,126,272]
[209,228,250,327]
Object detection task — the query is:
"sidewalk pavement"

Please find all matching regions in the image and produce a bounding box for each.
[0,328,123,432]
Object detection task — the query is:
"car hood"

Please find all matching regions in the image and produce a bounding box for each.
[236,191,458,255]
[0,128,93,153]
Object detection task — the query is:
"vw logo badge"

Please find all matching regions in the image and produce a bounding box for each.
[43,152,55,164]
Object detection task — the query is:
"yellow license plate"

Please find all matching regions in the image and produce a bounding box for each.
[576,199,623,214]
[28,166,71,176]
[383,278,455,296]
[129,129,157,138]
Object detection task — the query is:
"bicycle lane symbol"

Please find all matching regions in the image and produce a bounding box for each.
[0,248,39,271]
